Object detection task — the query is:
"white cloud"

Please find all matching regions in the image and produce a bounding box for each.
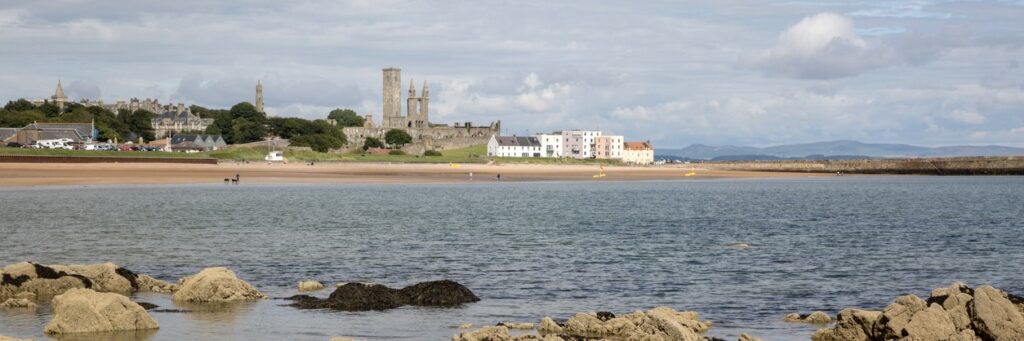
[747,12,895,79]
[949,109,986,124]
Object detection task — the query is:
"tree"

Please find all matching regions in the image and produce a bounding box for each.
[38,103,60,118]
[362,137,385,151]
[231,118,268,144]
[287,119,347,152]
[385,129,412,148]
[4,99,36,112]
[327,108,364,127]
[0,109,44,127]
[129,109,156,141]
[230,102,266,124]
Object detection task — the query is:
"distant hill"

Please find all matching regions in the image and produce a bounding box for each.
[657,140,1024,160]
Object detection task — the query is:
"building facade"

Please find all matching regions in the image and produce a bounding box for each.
[561,130,602,159]
[594,135,624,159]
[487,135,542,157]
[151,106,215,139]
[536,133,563,157]
[622,141,655,165]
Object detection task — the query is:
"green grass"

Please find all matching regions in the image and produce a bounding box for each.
[1,144,623,165]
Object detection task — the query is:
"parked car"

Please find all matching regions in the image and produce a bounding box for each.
[5,142,23,148]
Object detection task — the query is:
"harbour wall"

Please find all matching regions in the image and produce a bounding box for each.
[0,154,219,164]
[703,156,1024,175]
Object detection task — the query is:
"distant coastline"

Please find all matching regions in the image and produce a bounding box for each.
[703,156,1024,175]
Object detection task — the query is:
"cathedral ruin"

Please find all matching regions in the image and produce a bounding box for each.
[342,67,500,152]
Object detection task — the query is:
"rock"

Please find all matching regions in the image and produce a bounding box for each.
[559,307,709,340]
[298,280,324,291]
[0,298,37,309]
[399,280,480,306]
[0,336,36,341]
[727,243,752,249]
[812,308,881,341]
[498,322,534,330]
[739,332,763,341]
[137,302,158,310]
[969,285,1024,340]
[172,267,267,303]
[538,316,563,334]
[290,280,479,311]
[875,294,928,338]
[459,324,473,329]
[14,292,35,301]
[452,326,509,341]
[43,288,159,334]
[902,303,957,340]
[136,274,178,293]
[302,282,407,311]
[596,311,616,321]
[783,311,833,323]
[1,262,151,300]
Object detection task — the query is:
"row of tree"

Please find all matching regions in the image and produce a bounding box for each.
[1,98,414,153]
[1,99,155,142]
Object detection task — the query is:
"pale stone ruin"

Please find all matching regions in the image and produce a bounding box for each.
[342,67,501,154]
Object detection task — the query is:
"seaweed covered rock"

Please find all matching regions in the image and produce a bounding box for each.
[400,280,480,306]
[0,262,145,301]
[0,298,37,309]
[43,288,159,334]
[289,279,478,311]
[172,267,267,303]
[812,282,1024,341]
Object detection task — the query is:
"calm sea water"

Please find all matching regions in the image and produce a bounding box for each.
[1,177,1023,341]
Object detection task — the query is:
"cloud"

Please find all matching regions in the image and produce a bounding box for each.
[66,80,101,100]
[746,12,895,79]
[949,109,985,124]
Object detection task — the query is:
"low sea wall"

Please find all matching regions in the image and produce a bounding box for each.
[704,156,1024,175]
[0,154,219,164]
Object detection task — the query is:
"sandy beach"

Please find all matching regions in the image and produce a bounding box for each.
[0,162,821,187]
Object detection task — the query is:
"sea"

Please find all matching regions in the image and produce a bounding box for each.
[1,177,1023,340]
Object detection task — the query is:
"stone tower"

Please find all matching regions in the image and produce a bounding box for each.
[255,80,264,113]
[418,80,429,127]
[407,79,419,120]
[52,80,67,113]
[382,68,402,128]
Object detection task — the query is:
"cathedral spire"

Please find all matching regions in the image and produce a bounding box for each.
[52,80,67,101]
[255,80,264,113]
[421,80,429,97]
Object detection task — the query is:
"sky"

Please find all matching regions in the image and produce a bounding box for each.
[1,0,1022,148]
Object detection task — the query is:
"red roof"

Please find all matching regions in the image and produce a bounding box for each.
[624,141,652,151]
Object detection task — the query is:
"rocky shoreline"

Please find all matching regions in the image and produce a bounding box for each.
[3,261,1024,340]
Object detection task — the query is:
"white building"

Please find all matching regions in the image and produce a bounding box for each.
[535,133,563,157]
[561,130,602,159]
[623,141,655,165]
[487,135,542,157]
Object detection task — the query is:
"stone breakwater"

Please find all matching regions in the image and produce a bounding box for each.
[704,156,1024,175]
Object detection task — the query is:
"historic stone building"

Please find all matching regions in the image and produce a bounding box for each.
[342,68,500,153]
[151,105,214,139]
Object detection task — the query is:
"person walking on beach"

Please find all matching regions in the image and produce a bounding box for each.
[235,173,240,184]
[496,173,501,181]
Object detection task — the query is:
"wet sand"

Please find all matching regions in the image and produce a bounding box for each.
[0,162,824,187]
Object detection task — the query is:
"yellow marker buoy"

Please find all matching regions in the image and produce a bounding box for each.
[684,172,696,177]
[450,162,461,169]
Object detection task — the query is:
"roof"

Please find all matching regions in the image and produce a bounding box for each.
[494,136,541,147]
[19,129,82,142]
[170,134,206,144]
[0,128,17,142]
[170,141,205,150]
[23,122,92,139]
[624,141,653,151]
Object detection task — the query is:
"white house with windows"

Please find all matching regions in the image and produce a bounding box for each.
[487,135,542,157]
[535,133,563,157]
